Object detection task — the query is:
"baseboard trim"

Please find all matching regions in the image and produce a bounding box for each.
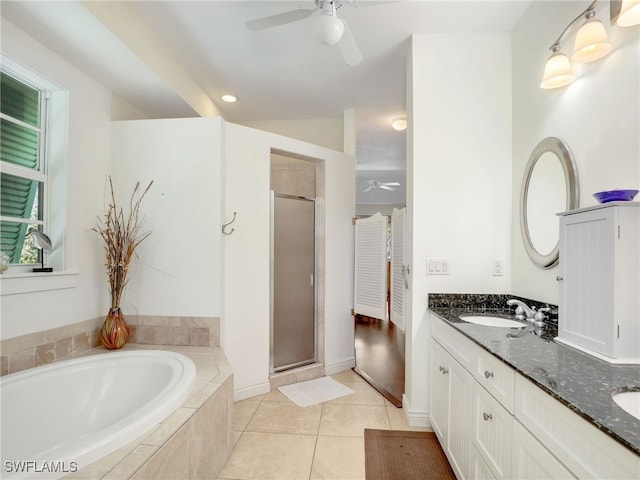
[233,380,271,402]
[402,394,433,428]
[324,356,355,376]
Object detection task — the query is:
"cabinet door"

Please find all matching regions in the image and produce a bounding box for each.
[471,446,497,480]
[472,383,513,479]
[448,353,474,480]
[511,421,575,479]
[430,339,450,444]
[559,207,616,356]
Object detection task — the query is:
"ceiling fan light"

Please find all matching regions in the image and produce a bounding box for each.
[313,13,345,45]
[540,51,576,89]
[571,18,612,63]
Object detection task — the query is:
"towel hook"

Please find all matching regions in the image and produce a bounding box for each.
[222,212,237,235]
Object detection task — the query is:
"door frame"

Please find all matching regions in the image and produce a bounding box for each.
[269,190,318,373]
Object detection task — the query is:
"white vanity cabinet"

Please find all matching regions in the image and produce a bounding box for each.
[557,202,640,363]
[471,381,512,479]
[430,315,639,480]
[430,337,474,479]
[511,421,575,479]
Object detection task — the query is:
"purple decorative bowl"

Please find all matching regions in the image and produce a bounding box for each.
[593,189,639,203]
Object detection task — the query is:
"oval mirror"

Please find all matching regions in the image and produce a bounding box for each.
[520,137,579,268]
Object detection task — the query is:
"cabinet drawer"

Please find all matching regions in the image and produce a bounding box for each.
[511,421,575,479]
[474,347,515,412]
[514,373,639,479]
[472,383,513,479]
[432,314,477,370]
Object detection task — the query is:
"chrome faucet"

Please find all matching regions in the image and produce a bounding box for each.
[506,299,537,321]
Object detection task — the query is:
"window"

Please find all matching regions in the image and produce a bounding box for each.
[0,55,67,273]
[1,70,48,265]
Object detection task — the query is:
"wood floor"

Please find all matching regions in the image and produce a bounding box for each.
[353,314,405,407]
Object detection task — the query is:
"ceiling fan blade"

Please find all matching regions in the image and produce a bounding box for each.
[338,20,362,66]
[381,182,400,186]
[246,8,316,31]
[379,185,396,191]
[363,186,374,192]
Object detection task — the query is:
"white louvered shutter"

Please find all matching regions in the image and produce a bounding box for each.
[354,212,388,320]
[390,207,406,330]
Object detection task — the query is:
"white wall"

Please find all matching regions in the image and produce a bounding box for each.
[240,118,344,152]
[405,33,513,423]
[223,122,355,399]
[110,117,222,317]
[511,0,640,304]
[1,20,111,339]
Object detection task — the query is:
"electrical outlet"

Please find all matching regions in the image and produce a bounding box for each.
[492,260,504,276]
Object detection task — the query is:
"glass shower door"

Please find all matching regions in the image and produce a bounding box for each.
[271,193,316,372]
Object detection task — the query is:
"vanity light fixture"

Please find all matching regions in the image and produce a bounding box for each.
[391,117,407,131]
[611,0,640,26]
[541,46,576,89]
[541,0,622,89]
[221,94,237,103]
[572,9,612,63]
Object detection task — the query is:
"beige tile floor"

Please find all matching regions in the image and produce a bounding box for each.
[217,369,431,480]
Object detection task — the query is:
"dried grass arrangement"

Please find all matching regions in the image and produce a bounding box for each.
[93,176,153,349]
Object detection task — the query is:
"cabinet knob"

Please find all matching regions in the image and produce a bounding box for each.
[439,366,449,375]
[483,412,493,421]
[556,275,563,281]
[484,370,494,379]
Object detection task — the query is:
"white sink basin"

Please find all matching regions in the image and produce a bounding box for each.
[612,391,640,420]
[459,316,525,328]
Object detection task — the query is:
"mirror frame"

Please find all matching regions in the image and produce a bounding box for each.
[520,137,579,269]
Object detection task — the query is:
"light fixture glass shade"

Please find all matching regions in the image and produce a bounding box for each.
[540,52,576,89]
[391,117,407,131]
[313,14,345,45]
[571,19,612,63]
[618,0,640,26]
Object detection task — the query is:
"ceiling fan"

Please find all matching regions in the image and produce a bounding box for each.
[363,180,400,192]
[246,0,363,66]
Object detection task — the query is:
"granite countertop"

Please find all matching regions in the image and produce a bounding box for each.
[428,298,640,456]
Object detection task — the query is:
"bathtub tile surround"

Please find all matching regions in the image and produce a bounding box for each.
[64,344,233,480]
[134,316,218,347]
[428,293,640,455]
[0,315,220,376]
[0,317,103,376]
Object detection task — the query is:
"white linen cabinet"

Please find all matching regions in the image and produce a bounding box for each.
[556,202,639,363]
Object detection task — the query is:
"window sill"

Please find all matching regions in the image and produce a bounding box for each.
[0,270,78,296]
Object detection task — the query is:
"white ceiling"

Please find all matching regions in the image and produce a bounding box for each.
[2,0,533,205]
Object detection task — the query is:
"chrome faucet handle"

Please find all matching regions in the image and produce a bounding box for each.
[533,307,550,326]
[513,305,525,320]
[534,307,550,320]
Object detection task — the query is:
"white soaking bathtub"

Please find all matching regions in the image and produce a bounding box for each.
[0,350,196,479]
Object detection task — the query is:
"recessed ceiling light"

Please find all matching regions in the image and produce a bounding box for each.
[391,117,407,131]
[222,94,237,103]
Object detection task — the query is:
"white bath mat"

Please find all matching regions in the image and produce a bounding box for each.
[278,376,354,407]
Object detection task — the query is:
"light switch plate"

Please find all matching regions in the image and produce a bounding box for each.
[426,257,450,275]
